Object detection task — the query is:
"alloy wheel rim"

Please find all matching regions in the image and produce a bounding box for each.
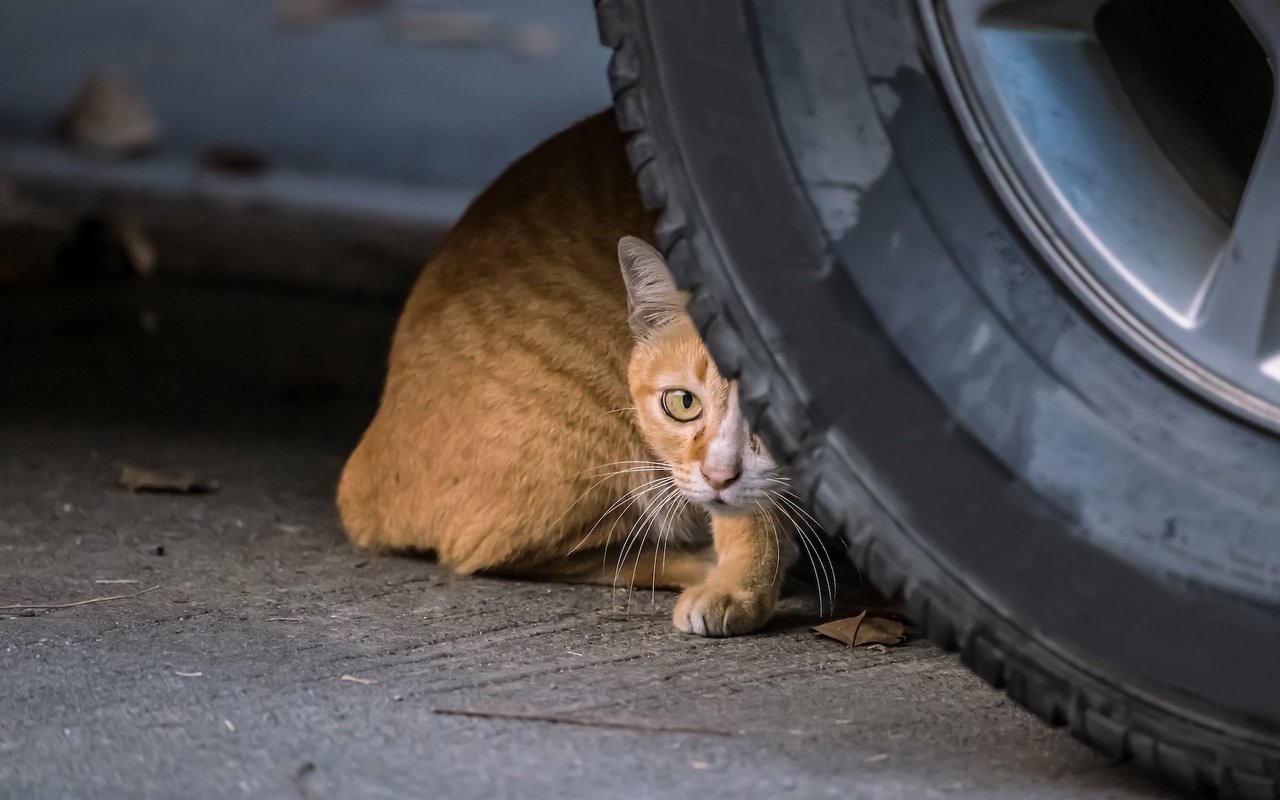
[920,0,1280,431]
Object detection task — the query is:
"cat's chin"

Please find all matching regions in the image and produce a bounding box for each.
[702,497,760,517]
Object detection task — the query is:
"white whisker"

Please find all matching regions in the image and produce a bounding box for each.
[771,491,837,616]
[780,491,858,584]
[773,490,846,587]
[612,484,676,586]
[764,479,832,577]
[614,485,680,607]
[774,487,827,533]
[769,492,833,616]
[658,490,688,581]
[553,462,670,547]
[568,475,671,557]
[646,486,687,605]
[599,481,672,569]
[755,500,784,591]
[574,460,667,477]
[773,496,834,601]
[766,493,824,614]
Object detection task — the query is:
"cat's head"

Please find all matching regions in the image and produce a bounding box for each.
[618,236,781,514]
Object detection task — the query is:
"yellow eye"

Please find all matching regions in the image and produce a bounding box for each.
[661,389,702,422]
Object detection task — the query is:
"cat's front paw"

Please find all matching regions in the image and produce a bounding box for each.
[673,583,774,637]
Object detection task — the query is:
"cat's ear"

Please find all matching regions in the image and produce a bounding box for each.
[618,236,683,338]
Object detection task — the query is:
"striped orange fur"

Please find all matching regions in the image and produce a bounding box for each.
[337,111,800,636]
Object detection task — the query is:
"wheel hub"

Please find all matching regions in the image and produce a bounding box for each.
[922,0,1280,430]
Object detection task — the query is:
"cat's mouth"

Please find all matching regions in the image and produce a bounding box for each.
[677,485,768,515]
[706,495,766,518]
[670,467,785,514]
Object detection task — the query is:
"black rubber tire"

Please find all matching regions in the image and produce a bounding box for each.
[596,1,1280,796]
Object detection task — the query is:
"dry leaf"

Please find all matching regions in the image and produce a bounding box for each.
[814,610,906,648]
[814,611,866,646]
[854,614,906,646]
[117,463,219,494]
[56,214,158,281]
[115,218,157,277]
[60,68,160,156]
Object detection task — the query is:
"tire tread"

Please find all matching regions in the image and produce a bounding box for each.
[594,0,1280,796]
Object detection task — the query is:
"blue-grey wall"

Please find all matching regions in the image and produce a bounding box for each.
[0,0,611,200]
[0,1,613,291]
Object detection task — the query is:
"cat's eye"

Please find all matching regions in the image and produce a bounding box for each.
[661,389,702,422]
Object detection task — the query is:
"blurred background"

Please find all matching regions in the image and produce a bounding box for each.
[0,0,610,295]
[0,0,614,445]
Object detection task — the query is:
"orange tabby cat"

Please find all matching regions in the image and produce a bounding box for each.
[337,111,810,636]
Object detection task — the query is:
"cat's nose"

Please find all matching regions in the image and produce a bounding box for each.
[701,465,742,492]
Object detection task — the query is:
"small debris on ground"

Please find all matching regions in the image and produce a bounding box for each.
[200,145,271,177]
[117,463,219,494]
[509,23,560,60]
[223,719,236,732]
[433,707,734,737]
[278,0,330,28]
[292,762,321,800]
[0,584,159,611]
[59,68,160,157]
[94,579,141,585]
[57,215,158,281]
[813,610,907,648]
[394,9,497,47]
[115,217,157,277]
[278,0,388,29]
[340,674,377,685]
[175,671,202,678]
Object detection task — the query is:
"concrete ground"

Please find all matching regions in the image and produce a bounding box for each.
[0,280,1176,800]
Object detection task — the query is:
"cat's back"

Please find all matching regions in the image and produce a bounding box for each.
[393,110,646,376]
[338,111,654,571]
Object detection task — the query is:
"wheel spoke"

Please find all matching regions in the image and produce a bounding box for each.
[934,0,1280,423]
[1230,0,1280,59]
[1198,111,1280,372]
[980,0,1110,31]
[941,0,1109,32]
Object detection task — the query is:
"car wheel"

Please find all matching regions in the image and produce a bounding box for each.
[597,0,1280,795]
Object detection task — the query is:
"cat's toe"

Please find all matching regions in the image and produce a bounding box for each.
[673,584,773,637]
